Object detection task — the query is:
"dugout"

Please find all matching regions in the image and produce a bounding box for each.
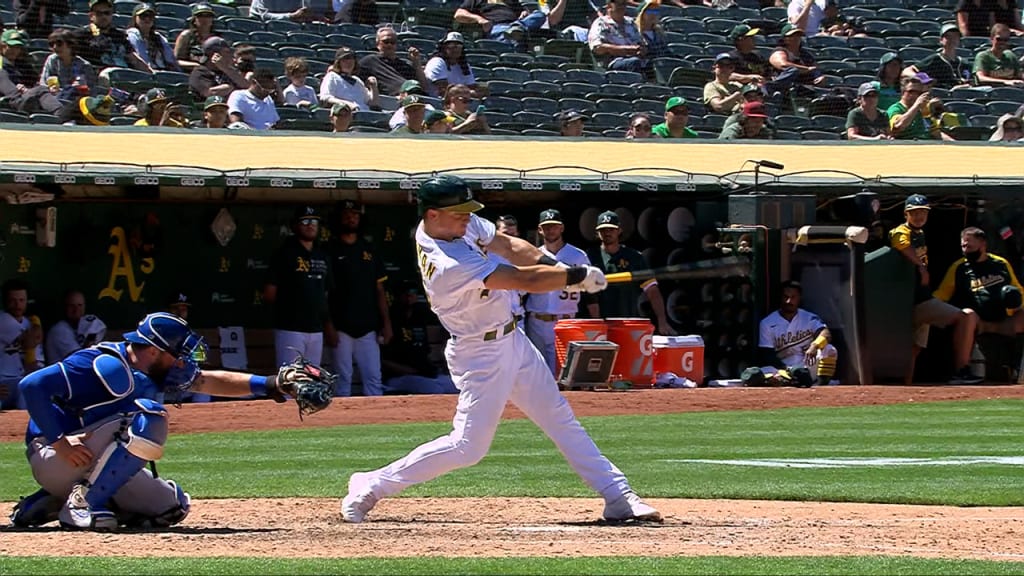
[1,126,1022,384]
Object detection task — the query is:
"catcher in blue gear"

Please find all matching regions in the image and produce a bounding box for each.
[10,312,334,532]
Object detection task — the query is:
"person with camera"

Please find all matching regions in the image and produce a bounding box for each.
[887,76,955,141]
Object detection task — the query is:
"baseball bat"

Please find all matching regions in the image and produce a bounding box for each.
[605,256,752,284]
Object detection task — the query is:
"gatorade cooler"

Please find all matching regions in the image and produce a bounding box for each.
[651,335,705,385]
[554,319,608,376]
[605,318,655,388]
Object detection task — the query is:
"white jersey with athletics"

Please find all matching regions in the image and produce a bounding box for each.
[758,308,825,367]
[0,312,39,381]
[490,252,525,317]
[415,215,515,338]
[525,243,590,316]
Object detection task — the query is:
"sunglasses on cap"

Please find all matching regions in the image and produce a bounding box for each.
[299,218,318,226]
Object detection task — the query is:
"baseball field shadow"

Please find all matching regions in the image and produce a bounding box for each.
[0,525,284,535]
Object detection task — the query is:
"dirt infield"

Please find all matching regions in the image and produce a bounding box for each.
[2,386,1023,561]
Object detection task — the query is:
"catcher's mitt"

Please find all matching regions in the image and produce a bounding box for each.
[270,354,336,418]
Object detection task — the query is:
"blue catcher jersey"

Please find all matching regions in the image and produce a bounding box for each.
[24,342,162,445]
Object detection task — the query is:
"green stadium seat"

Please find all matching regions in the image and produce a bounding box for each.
[521,96,560,114]
[774,129,802,140]
[0,111,31,123]
[98,67,155,90]
[801,129,842,140]
[483,96,522,114]
[513,110,550,125]
[337,23,376,37]
[947,125,993,140]
[605,70,644,85]
[634,83,672,100]
[530,68,565,83]
[253,58,285,76]
[565,68,605,85]
[660,17,705,34]
[490,66,531,84]
[521,128,559,136]
[848,36,887,49]
[557,97,595,114]
[811,115,847,132]
[986,101,1021,115]
[969,114,999,128]
[667,67,712,87]
[520,81,559,98]
[988,87,1024,101]
[680,5,716,19]
[221,17,265,33]
[590,112,626,128]
[594,98,633,114]
[352,110,390,129]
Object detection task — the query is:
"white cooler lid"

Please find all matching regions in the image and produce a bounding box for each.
[652,335,704,346]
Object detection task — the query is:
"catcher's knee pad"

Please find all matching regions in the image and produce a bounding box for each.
[125,401,169,461]
[123,480,191,529]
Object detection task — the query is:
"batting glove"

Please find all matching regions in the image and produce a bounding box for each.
[567,266,607,293]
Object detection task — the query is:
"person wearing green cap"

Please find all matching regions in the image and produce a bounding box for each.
[173,2,217,72]
[358,27,429,97]
[330,102,353,133]
[651,96,698,138]
[768,23,823,99]
[192,95,228,128]
[727,24,767,85]
[423,109,454,134]
[127,3,182,72]
[79,0,154,72]
[902,23,971,90]
[1,29,63,114]
[391,95,427,134]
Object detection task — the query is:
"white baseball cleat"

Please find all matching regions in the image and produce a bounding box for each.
[341,472,379,524]
[58,482,118,532]
[603,491,663,523]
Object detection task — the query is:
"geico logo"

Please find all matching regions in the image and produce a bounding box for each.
[14,174,36,183]
[559,182,581,191]
[94,176,116,185]
[180,177,204,187]
[313,179,337,189]
[399,180,420,190]
[639,333,653,356]
[520,181,543,190]
[358,180,381,189]
[599,181,620,191]
[226,177,250,187]
[270,178,294,187]
[133,176,159,186]
[638,183,659,192]
[675,183,696,192]
[680,351,694,372]
[481,180,503,190]
[53,175,76,184]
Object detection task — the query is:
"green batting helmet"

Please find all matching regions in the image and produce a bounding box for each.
[416,175,484,216]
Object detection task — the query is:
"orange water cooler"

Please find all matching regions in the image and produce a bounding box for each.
[651,335,705,385]
[605,318,655,388]
[554,319,609,377]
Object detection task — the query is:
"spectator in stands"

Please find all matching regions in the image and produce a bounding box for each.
[39,28,97,99]
[0,279,44,410]
[768,24,824,100]
[636,1,670,60]
[888,76,954,140]
[787,0,826,35]
[283,57,316,109]
[188,36,247,100]
[819,0,864,37]
[956,0,997,38]
[443,83,489,135]
[454,0,553,46]
[704,53,745,115]
[193,94,228,128]
[75,0,152,72]
[587,211,675,335]
[625,112,654,139]
[45,289,105,365]
[989,112,1024,141]
[719,101,772,139]
[228,67,280,130]
[652,96,697,138]
[974,24,1024,87]
[134,87,187,127]
[249,0,315,22]
[557,109,587,136]
[57,93,113,125]
[234,43,256,79]
[330,102,353,133]
[890,194,980,385]
[727,25,768,85]
[846,81,892,140]
[359,27,428,97]
[992,0,1023,34]
[334,0,380,24]
[388,79,433,130]
[424,109,454,134]
[320,47,378,112]
[1,29,63,115]
[588,0,651,77]
[173,2,216,73]
[264,206,332,369]
[423,32,482,99]
[381,282,457,395]
[904,23,971,90]
[127,3,181,73]
[14,0,69,42]
[392,94,427,134]
[876,53,903,111]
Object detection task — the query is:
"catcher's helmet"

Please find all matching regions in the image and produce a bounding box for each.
[124,312,206,362]
[1002,285,1023,310]
[417,175,484,216]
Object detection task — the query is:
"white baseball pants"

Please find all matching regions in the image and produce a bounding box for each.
[361,328,632,502]
[525,316,558,376]
[329,331,383,397]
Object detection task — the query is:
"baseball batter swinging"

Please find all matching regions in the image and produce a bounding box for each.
[10,312,332,531]
[341,176,661,524]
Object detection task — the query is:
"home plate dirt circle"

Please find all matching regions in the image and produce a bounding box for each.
[2,387,1024,561]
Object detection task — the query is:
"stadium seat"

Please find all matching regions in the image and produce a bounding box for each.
[29,113,61,124]
[108,116,137,126]
[818,47,859,61]
[760,6,788,20]
[634,83,672,100]
[557,97,595,114]
[915,7,955,20]
[602,129,627,138]
[703,18,742,36]
[684,32,724,46]
[862,20,905,36]
[519,81,560,98]
[594,98,633,114]
[209,3,238,17]
[943,101,986,117]
[810,115,847,132]
[483,96,523,114]
[534,55,571,68]
[989,87,1024,102]
[278,46,318,59]
[0,111,30,124]
[667,67,712,87]
[631,98,664,114]
[377,95,399,112]
[877,7,916,20]
[774,129,802,140]
[560,82,599,98]
[253,58,285,76]
[542,39,586,62]
[774,114,810,131]
[947,125,993,140]
[221,17,264,33]
[660,17,705,34]
[490,66,531,84]
[513,110,551,125]
[249,45,279,59]
[897,47,934,62]
[947,87,989,101]
[801,129,842,140]
[531,68,565,83]
[806,35,849,49]
[605,70,645,86]
[98,67,154,90]
[348,125,388,133]
[847,36,887,49]
[986,101,1022,115]
[590,112,625,128]
[464,53,496,67]
[699,114,727,130]
[413,25,449,41]
[113,0,138,15]
[337,23,377,38]
[969,114,1000,128]
[565,69,605,85]
[680,5,717,19]
[902,20,942,35]
[497,52,535,67]
[521,128,559,136]
[248,31,286,45]
[352,110,390,129]
[594,84,634,98]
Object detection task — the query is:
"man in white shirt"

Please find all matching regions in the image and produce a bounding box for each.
[787,0,826,36]
[227,68,280,130]
[524,209,590,376]
[0,279,44,409]
[45,289,106,365]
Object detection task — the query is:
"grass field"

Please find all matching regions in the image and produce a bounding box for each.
[2,399,1022,574]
